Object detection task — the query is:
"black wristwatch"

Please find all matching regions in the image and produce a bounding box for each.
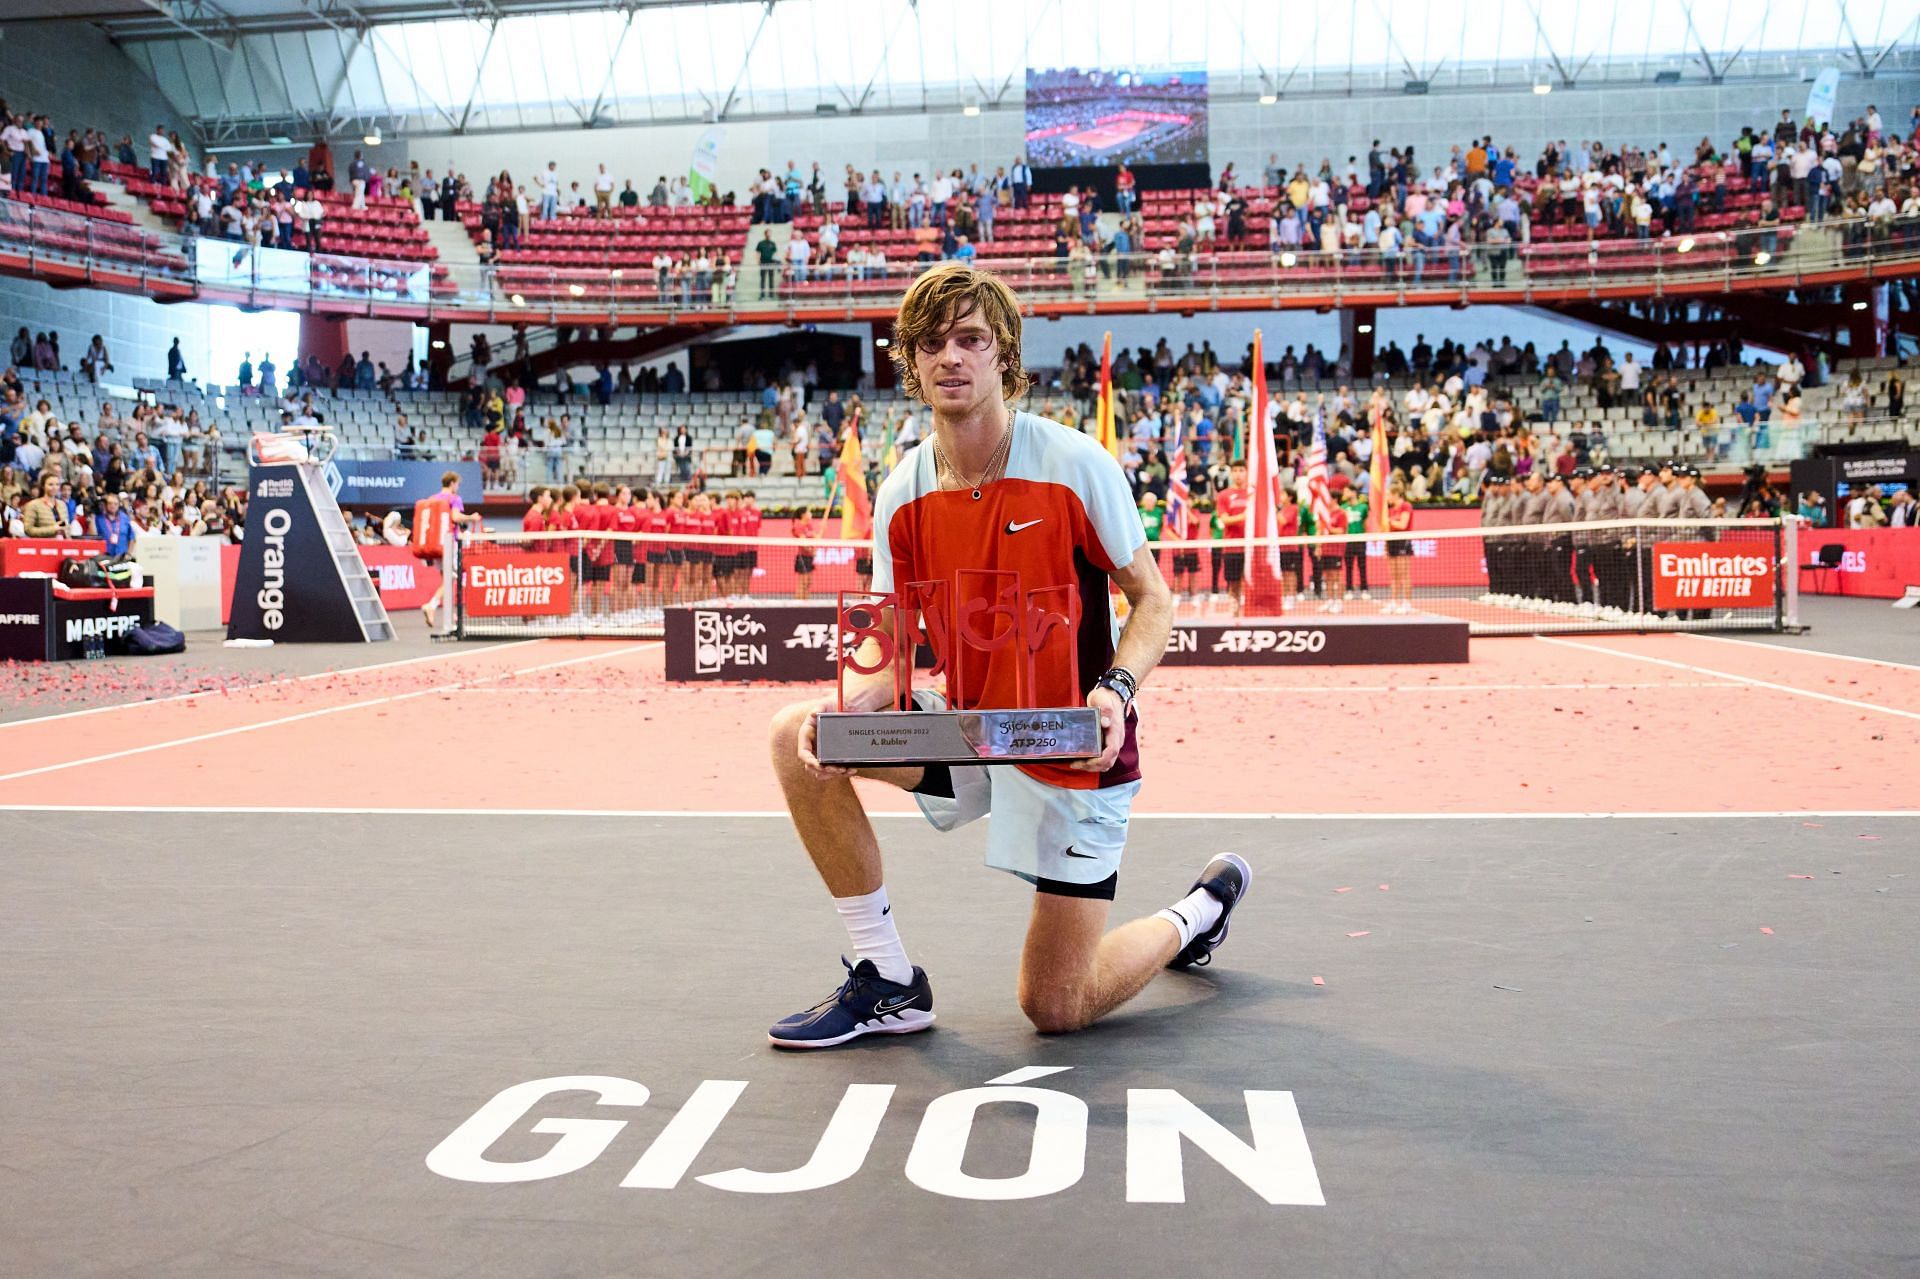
[1095,665,1138,709]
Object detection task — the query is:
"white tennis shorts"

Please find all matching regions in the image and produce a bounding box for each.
[907,690,1138,886]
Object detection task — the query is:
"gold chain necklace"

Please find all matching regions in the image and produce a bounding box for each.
[932,423,1013,501]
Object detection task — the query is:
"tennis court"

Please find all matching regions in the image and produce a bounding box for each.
[2,614,1915,1278]
[1062,116,1155,153]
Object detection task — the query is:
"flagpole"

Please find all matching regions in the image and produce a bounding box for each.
[1246,329,1260,615]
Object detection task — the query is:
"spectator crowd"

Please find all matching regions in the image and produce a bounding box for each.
[0,366,244,545]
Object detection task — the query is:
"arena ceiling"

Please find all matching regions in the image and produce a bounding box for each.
[20,0,1920,146]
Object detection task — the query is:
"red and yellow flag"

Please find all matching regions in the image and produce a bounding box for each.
[1094,330,1119,458]
[1367,406,1390,534]
[836,423,871,539]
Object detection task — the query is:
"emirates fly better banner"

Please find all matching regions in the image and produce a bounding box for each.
[462,552,574,616]
[1652,541,1775,610]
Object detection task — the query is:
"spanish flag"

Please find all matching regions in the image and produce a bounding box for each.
[1095,330,1119,458]
[837,422,872,539]
[1367,406,1390,534]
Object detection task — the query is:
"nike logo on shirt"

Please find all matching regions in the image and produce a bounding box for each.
[1006,518,1044,534]
[1062,845,1096,859]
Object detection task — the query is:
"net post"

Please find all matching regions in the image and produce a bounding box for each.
[450,531,464,641]
[1779,515,1799,631]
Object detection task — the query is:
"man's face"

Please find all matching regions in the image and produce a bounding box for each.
[913,307,1002,416]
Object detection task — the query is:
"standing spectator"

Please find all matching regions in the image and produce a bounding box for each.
[540,162,560,221]
[593,163,614,218]
[26,121,50,196]
[3,114,28,192]
[755,229,779,294]
[147,122,172,183]
[1010,156,1031,210]
[348,149,370,209]
[654,426,672,487]
[672,424,694,482]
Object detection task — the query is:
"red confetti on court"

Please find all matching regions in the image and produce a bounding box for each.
[0,633,1916,815]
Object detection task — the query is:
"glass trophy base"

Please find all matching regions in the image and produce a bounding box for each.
[815,706,1102,767]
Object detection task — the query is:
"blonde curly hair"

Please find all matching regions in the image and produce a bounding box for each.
[890,263,1032,404]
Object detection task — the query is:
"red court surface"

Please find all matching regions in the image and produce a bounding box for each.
[1,633,1914,817]
[1064,119,1152,150]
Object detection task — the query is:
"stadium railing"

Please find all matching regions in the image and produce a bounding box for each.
[4,194,1918,320]
[452,517,1795,643]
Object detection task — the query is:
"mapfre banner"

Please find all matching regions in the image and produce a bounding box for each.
[462,552,573,617]
[1652,541,1775,610]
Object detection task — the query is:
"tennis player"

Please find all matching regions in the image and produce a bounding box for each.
[768,263,1252,1049]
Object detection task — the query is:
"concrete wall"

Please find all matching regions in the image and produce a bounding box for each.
[0,23,185,153]
[0,273,212,386]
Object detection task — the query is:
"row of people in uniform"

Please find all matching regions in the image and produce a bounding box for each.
[1480,461,1716,618]
[517,481,765,616]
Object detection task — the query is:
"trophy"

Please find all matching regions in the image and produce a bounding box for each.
[813,569,1104,766]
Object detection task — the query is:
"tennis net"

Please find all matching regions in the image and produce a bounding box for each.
[452,517,1797,641]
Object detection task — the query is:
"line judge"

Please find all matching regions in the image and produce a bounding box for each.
[767,263,1253,1049]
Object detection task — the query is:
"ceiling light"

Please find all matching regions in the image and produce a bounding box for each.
[1258,94,1278,105]
[430,339,446,350]
[875,337,891,348]
[1752,251,1771,266]
[1852,299,1869,310]
[610,269,623,280]
[1533,82,1553,96]
[510,293,527,306]
[1676,236,1695,253]
[363,129,381,146]
[1279,251,1296,268]
[568,283,585,297]
[268,134,292,146]
[1356,323,1374,334]
[962,103,980,117]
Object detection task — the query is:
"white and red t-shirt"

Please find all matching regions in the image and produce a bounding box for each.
[871,410,1146,791]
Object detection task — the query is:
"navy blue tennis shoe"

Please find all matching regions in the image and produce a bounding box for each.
[768,957,935,1049]
[1167,853,1253,970]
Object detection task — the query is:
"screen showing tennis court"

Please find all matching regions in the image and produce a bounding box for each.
[1023,66,1209,168]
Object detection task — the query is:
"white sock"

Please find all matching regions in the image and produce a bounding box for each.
[1156,886,1226,948]
[834,886,913,985]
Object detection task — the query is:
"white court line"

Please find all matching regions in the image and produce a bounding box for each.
[0,806,1914,820]
[0,642,658,786]
[0,637,547,732]
[1536,635,1920,723]
[1681,632,1920,674]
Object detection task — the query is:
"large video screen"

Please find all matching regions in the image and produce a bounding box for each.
[1023,67,1209,168]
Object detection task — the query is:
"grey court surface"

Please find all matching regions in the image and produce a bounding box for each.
[3,811,1915,1279]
